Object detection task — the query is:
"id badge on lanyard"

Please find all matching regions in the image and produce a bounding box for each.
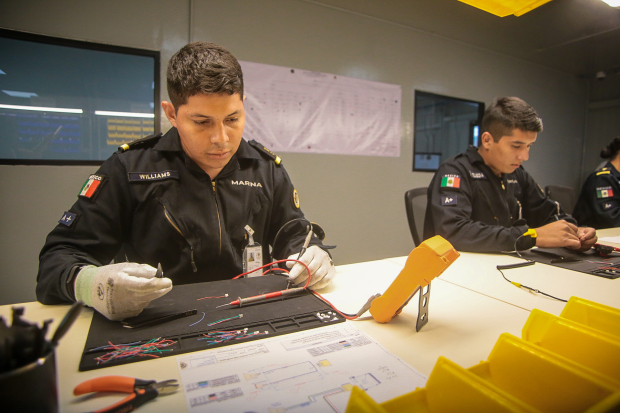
[243,225,263,276]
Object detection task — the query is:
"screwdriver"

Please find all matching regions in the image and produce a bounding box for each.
[216,287,305,308]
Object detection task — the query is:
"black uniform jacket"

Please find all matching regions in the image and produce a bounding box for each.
[423,146,575,252]
[37,128,320,304]
[573,162,620,229]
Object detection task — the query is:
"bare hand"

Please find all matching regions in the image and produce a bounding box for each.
[566,227,597,252]
[534,220,580,249]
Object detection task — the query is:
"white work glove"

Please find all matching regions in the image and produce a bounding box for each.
[286,246,335,290]
[74,263,173,321]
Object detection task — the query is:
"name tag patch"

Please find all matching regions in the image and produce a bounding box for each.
[128,170,179,182]
[596,187,614,199]
[59,211,77,227]
[469,171,485,179]
[441,195,457,206]
[79,174,106,199]
[441,175,460,188]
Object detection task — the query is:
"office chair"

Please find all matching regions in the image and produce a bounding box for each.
[404,187,428,246]
[545,185,577,215]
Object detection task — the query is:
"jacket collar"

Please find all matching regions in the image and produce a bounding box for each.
[464,145,486,166]
[154,127,261,161]
[154,128,261,176]
[464,145,517,180]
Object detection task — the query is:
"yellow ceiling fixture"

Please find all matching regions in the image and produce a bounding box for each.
[458,0,552,17]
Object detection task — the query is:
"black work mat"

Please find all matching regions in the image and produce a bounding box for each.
[79,275,344,371]
[510,247,620,279]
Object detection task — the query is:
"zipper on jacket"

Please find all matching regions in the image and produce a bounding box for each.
[212,181,223,256]
[516,199,523,220]
[499,175,511,223]
[163,205,197,272]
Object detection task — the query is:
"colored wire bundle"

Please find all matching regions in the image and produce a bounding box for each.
[94,338,175,364]
[207,314,243,326]
[197,329,268,345]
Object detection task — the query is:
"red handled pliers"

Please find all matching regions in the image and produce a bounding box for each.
[73,375,179,413]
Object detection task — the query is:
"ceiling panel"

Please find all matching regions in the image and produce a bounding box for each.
[308,0,620,78]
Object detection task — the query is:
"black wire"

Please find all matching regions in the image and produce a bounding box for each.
[271,218,312,256]
[497,268,567,302]
[513,234,526,258]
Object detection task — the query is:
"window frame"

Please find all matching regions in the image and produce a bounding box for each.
[413,90,485,172]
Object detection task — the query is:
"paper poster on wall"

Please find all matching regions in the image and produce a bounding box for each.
[240,61,402,157]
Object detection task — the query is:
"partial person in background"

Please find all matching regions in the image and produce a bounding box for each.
[573,135,620,229]
[424,96,597,253]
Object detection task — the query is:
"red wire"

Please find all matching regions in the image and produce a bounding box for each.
[311,291,358,320]
[262,268,290,276]
[231,259,358,319]
[232,259,312,289]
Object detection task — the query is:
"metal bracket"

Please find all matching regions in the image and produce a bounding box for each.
[416,283,431,332]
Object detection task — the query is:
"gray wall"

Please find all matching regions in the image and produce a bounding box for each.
[581,76,620,185]
[0,0,588,305]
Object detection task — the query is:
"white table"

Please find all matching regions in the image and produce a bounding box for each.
[3,246,610,412]
[387,228,620,316]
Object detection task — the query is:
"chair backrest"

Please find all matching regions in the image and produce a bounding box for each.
[545,185,577,215]
[404,187,428,246]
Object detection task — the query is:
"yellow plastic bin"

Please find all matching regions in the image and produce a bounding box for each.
[345,297,620,413]
[467,333,617,412]
[522,309,620,383]
[560,297,620,339]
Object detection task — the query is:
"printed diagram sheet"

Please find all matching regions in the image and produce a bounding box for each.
[177,324,426,412]
[240,60,402,157]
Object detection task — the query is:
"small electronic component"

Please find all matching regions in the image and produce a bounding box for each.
[242,225,263,276]
[369,236,459,329]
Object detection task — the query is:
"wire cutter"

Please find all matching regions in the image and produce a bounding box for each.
[73,375,178,413]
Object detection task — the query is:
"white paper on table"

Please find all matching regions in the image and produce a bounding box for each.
[176,323,426,412]
[599,236,620,244]
[240,60,402,157]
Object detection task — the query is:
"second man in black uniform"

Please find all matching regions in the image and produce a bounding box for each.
[424,96,597,253]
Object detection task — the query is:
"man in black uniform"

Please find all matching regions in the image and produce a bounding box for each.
[36,42,335,320]
[573,135,620,229]
[423,96,597,253]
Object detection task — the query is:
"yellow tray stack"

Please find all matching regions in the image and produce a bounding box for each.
[345,297,620,413]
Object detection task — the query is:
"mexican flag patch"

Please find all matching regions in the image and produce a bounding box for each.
[596,187,613,199]
[79,174,105,199]
[441,175,460,188]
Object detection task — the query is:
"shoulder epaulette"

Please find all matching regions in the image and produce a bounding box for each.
[117,133,162,153]
[248,139,282,165]
[596,170,611,176]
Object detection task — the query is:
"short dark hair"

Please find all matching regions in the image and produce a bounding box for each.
[167,42,244,109]
[481,97,543,142]
[600,136,620,160]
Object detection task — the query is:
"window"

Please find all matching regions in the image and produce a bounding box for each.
[413,91,484,172]
[0,29,160,165]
